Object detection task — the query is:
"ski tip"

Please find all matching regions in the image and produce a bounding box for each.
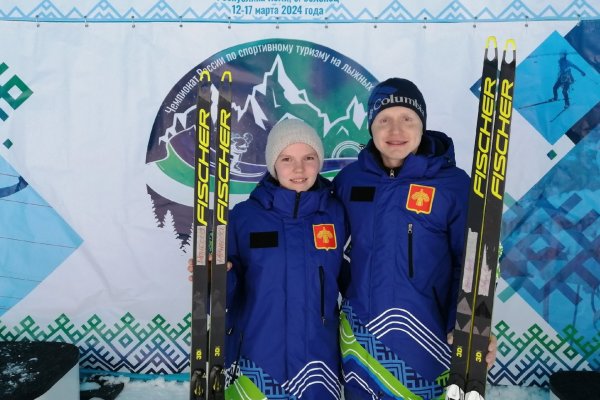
[199,69,211,81]
[484,36,498,61]
[504,38,516,52]
[503,39,517,63]
[221,70,232,82]
[486,36,498,49]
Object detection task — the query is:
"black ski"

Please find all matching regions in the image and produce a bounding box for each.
[446,36,499,400]
[190,69,233,400]
[516,98,556,110]
[190,69,213,400]
[550,105,569,122]
[446,37,516,400]
[207,70,233,400]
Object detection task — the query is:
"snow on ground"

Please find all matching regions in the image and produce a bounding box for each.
[486,384,549,399]
[91,376,189,399]
[89,376,550,399]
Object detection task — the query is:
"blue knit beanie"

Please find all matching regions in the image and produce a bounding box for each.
[367,78,427,135]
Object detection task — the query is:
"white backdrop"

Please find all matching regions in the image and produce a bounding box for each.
[1,0,599,387]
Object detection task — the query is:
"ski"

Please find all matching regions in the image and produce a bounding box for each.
[190,69,233,400]
[445,36,500,400]
[207,69,233,400]
[446,37,516,400]
[463,38,516,400]
[550,105,569,122]
[190,69,213,400]
[516,98,555,110]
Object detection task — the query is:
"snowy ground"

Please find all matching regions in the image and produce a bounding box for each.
[486,385,549,400]
[85,376,551,400]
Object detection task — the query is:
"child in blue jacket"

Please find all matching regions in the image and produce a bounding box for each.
[333,78,496,400]
[224,119,346,399]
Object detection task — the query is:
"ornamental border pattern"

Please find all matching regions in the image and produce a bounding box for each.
[0,0,598,24]
[1,313,597,384]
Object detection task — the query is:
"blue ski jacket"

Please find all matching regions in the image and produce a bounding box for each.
[225,173,346,399]
[333,130,470,400]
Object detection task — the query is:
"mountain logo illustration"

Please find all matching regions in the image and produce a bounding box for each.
[145,38,377,249]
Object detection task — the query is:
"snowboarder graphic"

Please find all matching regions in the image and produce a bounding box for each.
[551,51,586,109]
[230,131,253,173]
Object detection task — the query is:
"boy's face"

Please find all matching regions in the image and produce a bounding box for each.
[371,106,423,168]
[274,142,320,192]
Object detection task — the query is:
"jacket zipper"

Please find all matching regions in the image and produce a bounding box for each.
[293,192,301,218]
[407,223,414,278]
[389,168,395,178]
[319,266,325,324]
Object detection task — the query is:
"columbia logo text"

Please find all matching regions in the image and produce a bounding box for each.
[371,94,425,118]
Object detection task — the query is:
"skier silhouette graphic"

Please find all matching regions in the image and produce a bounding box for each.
[230,131,253,173]
[551,51,586,109]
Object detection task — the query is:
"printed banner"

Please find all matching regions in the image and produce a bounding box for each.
[2,0,599,23]
[1,0,599,387]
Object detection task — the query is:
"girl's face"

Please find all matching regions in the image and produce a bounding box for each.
[371,106,423,168]
[274,142,320,192]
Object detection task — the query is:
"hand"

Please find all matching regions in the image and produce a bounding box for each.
[485,335,497,369]
[446,333,498,369]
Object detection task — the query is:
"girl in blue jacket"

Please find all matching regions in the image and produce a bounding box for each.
[333,78,496,400]
[224,119,346,399]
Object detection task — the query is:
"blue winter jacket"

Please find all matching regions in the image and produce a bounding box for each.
[333,131,470,400]
[225,173,346,399]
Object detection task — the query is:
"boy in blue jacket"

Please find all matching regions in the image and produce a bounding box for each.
[223,119,346,399]
[333,78,496,400]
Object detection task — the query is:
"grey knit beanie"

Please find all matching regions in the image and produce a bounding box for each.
[265,119,324,178]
